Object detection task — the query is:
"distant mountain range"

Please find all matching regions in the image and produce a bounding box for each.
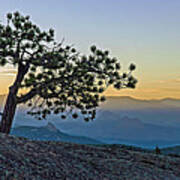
[0,95,180,148]
[101,96,180,109]
[1,94,180,109]
[11,122,103,145]
[54,111,180,148]
[10,119,180,150]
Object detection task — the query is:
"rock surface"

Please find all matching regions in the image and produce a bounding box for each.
[0,133,179,179]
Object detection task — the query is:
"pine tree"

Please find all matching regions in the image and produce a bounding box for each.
[0,12,137,134]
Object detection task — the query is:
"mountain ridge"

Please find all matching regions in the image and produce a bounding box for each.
[101,96,180,109]
[106,96,180,101]
[10,122,103,145]
[1,94,180,102]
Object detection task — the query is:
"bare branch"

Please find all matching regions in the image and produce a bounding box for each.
[17,88,37,104]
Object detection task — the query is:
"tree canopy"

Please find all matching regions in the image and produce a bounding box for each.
[0,11,137,133]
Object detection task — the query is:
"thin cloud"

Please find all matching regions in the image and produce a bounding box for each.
[0,70,17,76]
[159,87,180,92]
[158,78,180,84]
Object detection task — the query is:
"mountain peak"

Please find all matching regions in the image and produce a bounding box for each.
[46,122,58,132]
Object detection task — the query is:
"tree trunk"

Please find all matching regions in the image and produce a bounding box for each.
[0,63,30,134]
[0,86,17,134]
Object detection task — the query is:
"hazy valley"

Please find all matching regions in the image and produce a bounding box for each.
[0,95,179,149]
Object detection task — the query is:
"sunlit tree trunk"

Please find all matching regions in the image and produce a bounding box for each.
[0,63,29,134]
[0,86,18,134]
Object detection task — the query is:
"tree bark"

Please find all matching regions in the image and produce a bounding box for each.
[0,86,17,134]
[0,62,29,134]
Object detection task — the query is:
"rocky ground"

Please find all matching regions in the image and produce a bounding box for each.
[0,133,179,180]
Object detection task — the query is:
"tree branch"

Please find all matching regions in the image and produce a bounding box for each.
[17,88,38,104]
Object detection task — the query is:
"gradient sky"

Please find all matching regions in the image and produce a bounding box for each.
[0,0,180,99]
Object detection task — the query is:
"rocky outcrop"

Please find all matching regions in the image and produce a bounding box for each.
[0,133,179,179]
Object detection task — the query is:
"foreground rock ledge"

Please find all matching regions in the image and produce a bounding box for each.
[0,133,179,180]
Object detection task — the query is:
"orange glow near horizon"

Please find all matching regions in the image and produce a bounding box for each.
[0,1,180,101]
[0,71,180,100]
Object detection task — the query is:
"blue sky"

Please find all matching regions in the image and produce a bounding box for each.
[0,0,180,99]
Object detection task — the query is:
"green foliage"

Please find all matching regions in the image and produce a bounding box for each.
[0,11,137,122]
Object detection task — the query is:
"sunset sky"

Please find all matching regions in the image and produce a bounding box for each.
[0,0,180,99]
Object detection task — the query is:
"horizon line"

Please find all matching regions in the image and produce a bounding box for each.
[0,94,180,101]
[106,96,180,101]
